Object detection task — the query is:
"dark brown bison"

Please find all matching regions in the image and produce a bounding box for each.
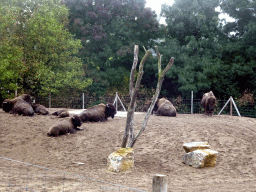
[79,103,116,122]
[2,94,34,116]
[32,104,49,115]
[152,98,177,117]
[201,91,217,116]
[51,109,70,117]
[47,115,83,137]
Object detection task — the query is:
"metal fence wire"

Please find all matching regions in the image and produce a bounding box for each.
[0,157,146,192]
[34,95,256,118]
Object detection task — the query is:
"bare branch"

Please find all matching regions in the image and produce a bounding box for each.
[143,46,147,52]
[155,46,162,75]
[129,45,139,97]
[161,57,175,76]
[154,46,161,58]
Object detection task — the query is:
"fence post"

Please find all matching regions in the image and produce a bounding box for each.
[82,93,84,109]
[152,174,167,192]
[230,96,232,116]
[49,93,51,108]
[15,83,18,97]
[191,91,193,114]
[115,92,118,111]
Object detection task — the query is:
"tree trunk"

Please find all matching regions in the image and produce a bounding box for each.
[121,45,174,148]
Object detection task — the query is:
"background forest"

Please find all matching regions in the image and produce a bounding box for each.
[1,0,256,102]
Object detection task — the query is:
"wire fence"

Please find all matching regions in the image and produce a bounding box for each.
[0,157,146,192]
[34,94,256,118]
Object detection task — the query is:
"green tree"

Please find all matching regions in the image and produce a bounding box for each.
[0,3,23,98]
[65,0,160,96]
[0,0,92,98]
[158,0,223,98]
[218,0,256,98]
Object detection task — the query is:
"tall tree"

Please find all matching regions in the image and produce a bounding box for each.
[159,0,223,98]
[0,0,92,97]
[0,3,23,98]
[65,0,160,96]
[218,0,256,98]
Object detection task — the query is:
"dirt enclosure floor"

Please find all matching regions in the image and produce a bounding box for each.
[1,108,256,192]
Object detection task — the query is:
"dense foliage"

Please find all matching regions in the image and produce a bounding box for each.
[1,0,256,101]
[0,0,92,98]
[64,0,160,96]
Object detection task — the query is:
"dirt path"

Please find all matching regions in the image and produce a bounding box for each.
[0,108,256,191]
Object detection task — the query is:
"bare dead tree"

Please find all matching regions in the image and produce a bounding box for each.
[121,45,174,148]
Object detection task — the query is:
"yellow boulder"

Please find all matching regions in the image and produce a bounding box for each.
[182,149,218,168]
[107,148,134,172]
[183,142,210,153]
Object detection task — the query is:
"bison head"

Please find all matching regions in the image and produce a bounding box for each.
[71,115,82,128]
[206,97,216,113]
[2,99,13,112]
[106,103,117,118]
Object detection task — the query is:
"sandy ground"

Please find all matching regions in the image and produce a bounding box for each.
[0,108,256,192]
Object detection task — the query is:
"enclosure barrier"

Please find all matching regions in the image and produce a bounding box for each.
[0,157,147,192]
[33,93,255,118]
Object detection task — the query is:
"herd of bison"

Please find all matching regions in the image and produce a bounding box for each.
[2,91,216,137]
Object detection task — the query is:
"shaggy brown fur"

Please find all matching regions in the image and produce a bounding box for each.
[51,109,70,117]
[201,91,217,116]
[2,94,34,116]
[79,103,116,122]
[153,98,177,117]
[17,94,32,104]
[47,115,83,137]
[32,104,49,115]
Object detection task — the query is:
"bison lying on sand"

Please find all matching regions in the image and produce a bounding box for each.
[47,115,83,137]
[32,104,49,115]
[2,94,34,116]
[51,109,70,117]
[201,91,217,116]
[79,103,116,122]
[152,98,177,117]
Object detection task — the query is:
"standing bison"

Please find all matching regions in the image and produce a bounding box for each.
[2,94,34,116]
[201,91,217,116]
[79,103,116,122]
[152,98,177,117]
[47,115,83,137]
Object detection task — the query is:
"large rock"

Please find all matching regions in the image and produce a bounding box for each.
[182,149,218,168]
[107,148,134,172]
[183,142,211,153]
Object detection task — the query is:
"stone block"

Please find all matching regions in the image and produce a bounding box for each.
[107,148,134,172]
[182,149,218,168]
[183,142,210,153]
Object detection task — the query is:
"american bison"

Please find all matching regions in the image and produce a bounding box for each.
[32,104,49,115]
[51,109,70,117]
[2,94,34,116]
[152,98,177,117]
[79,103,116,122]
[201,91,217,116]
[47,115,83,137]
